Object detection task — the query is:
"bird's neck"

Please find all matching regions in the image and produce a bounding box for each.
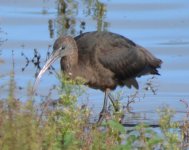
[61,52,78,73]
[60,37,79,76]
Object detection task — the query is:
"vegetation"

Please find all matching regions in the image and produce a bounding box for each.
[0,69,189,150]
[0,0,188,149]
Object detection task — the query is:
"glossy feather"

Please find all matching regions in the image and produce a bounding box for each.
[73,31,162,90]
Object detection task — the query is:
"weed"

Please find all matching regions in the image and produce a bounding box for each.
[0,68,189,149]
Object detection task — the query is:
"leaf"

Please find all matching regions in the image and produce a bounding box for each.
[147,137,163,147]
[107,120,125,133]
[63,131,75,147]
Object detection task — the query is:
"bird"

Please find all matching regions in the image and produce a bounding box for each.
[34,31,162,123]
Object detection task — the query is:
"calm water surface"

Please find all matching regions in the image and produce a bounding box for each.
[0,0,189,123]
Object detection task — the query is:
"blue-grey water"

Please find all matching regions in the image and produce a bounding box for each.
[0,0,189,124]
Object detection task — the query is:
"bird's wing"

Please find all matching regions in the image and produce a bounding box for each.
[75,31,162,89]
[96,32,162,88]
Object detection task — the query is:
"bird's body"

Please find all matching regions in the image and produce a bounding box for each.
[34,31,162,123]
[56,31,162,91]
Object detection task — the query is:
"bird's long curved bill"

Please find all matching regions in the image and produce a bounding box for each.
[33,49,60,90]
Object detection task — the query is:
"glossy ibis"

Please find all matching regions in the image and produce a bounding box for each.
[34,31,162,123]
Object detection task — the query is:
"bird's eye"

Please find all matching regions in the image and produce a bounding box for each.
[61,46,65,49]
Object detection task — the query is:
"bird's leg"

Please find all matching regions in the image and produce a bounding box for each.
[108,93,125,124]
[97,89,110,124]
[108,93,120,112]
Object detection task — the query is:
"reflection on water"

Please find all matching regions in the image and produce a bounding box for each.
[56,0,108,36]
[0,0,189,125]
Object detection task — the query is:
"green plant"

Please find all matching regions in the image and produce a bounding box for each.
[1,67,189,149]
[158,106,181,150]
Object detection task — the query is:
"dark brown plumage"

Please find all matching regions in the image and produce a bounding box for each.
[60,31,161,90]
[34,31,162,123]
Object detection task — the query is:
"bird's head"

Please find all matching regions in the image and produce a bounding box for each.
[53,36,77,58]
[33,36,77,90]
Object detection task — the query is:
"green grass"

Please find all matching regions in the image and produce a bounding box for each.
[0,71,189,150]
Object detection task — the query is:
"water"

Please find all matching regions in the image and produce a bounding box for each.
[0,0,189,124]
